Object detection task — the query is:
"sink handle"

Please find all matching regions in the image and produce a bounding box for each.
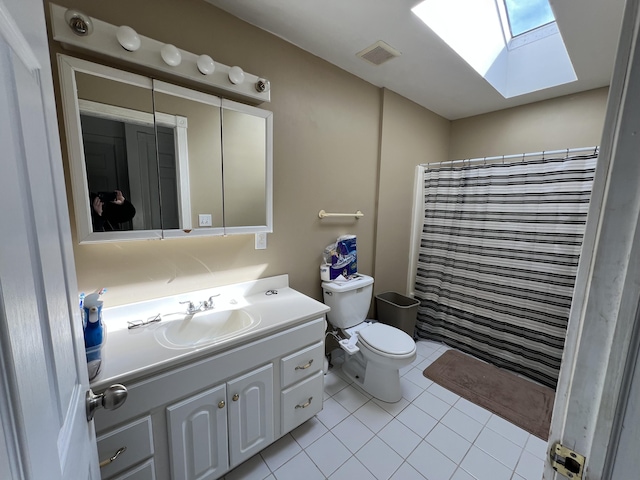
[179,300,201,314]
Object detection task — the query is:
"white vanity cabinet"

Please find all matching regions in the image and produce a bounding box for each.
[166,364,274,480]
[94,315,325,480]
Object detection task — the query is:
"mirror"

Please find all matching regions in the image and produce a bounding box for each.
[57,54,273,243]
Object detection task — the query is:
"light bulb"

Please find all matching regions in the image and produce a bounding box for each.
[197,55,215,75]
[160,44,182,67]
[116,26,141,52]
[228,66,245,85]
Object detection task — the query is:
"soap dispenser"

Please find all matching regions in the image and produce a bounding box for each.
[83,292,105,381]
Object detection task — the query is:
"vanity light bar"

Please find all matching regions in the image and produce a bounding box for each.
[49,3,270,104]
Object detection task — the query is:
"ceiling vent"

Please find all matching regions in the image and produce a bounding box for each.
[357,41,401,66]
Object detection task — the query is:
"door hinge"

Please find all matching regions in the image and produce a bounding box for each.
[549,442,586,479]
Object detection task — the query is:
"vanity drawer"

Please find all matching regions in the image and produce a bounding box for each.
[281,370,324,433]
[97,416,154,480]
[111,459,155,480]
[281,341,324,388]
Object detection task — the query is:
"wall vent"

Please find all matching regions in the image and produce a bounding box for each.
[357,41,402,66]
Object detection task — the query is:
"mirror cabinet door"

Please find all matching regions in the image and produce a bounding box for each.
[58,55,162,242]
[221,99,273,233]
[152,81,224,236]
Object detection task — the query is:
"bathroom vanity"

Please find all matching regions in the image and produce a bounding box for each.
[92,275,328,480]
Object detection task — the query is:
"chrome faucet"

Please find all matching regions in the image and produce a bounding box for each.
[179,300,202,315]
[202,295,218,310]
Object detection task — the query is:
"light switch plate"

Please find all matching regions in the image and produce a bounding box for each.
[198,214,212,227]
[255,233,267,249]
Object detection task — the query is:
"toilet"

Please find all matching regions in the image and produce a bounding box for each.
[322,274,416,403]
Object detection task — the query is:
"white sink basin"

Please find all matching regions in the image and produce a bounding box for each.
[155,308,259,349]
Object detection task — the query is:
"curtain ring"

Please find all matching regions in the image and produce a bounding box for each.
[502,155,505,165]
[483,157,486,166]
[566,147,569,159]
[522,153,525,163]
[542,150,545,160]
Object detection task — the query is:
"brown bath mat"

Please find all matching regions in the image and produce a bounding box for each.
[423,350,554,439]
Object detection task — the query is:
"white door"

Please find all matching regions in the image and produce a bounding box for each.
[0,0,99,479]
[545,0,640,478]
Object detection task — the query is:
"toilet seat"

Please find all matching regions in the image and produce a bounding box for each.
[357,323,416,358]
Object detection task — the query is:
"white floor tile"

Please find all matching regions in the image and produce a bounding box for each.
[263,475,276,480]
[415,341,440,358]
[304,432,351,477]
[353,400,394,433]
[416,355,437,371]
[524,434,548,460]
[403,367,434,389]
[328,456,377,480]
[396,404,438,437]
[453,397,492,425]
[426,383,460,405]
[413,390,453,420]
[401,377,425,402]
[273,451,325,480]
[425,423,471,464]
[324,371,350,397]
[355,437,404,480]
[333,384,371,412]
[451,468,476,480]
[290,416,328,449]
[260,434,302,472]
[485,415,530,447]
[225,452,271,480]
[407,440,457,480]
[316,397,350,429]
[514,450,545,480]
[331,414,375,453]
[378,418,422,458]
[440,407,484,442]
[459,446,512,480]
[389,462,427,480]
[474,426,523,470]
[373,396,410,416]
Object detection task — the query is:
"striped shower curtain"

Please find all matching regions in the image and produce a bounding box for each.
[414,152,598,388]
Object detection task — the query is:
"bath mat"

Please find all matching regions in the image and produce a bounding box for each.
[423,350,554,439]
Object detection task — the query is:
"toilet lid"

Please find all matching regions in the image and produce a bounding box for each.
[358,323,415,355]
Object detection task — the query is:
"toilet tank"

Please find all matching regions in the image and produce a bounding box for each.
[322,274,374,329]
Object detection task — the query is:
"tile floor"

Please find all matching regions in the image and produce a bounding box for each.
[223,339,547,480]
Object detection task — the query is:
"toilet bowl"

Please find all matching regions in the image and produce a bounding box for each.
[322,274,416,403]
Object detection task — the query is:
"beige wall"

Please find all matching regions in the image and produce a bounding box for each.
[375,89,450,296]
[449,88,609,160]
[45,0,610,310]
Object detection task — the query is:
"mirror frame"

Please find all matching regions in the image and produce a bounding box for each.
[57,54,273,243]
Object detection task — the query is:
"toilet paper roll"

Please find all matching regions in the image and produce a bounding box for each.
[320,264,331,281]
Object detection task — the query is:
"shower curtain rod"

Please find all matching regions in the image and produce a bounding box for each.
[421,146,599,168]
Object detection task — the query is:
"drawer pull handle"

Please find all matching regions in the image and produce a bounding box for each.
[295,359,314,370]
[99,446,127,468]
[232,394,240,401]
[218,400,226,409]
[295,397,313,409]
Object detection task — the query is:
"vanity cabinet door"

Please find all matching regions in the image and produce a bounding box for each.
[166,384,229,480]
[227,364,274,467]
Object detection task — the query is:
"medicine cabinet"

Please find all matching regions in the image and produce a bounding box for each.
[57,54,273,243]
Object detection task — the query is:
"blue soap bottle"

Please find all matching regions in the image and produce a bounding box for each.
[83,292,105,380]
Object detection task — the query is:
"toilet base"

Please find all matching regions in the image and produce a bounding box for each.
[341,352,404,403]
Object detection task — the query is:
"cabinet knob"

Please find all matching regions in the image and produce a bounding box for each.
[295,359,314,371]
[218,400,225,409]
[232,393,240,401]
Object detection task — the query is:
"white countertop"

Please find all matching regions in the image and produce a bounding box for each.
[91,275,329,390]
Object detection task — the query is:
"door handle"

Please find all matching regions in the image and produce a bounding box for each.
[86,384,128,421]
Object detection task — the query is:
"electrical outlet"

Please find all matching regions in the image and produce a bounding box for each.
[198,214,212,227]
[255,233,267,250]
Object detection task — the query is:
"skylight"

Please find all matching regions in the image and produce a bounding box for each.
[504,0,555,37]
[412,0,577,98]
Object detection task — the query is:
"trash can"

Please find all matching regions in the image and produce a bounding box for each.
[375,292,420,338]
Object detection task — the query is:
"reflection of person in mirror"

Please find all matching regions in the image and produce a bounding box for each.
[90,190,136,232]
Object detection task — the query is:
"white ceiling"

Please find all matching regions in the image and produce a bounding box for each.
[204,0,625,120]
